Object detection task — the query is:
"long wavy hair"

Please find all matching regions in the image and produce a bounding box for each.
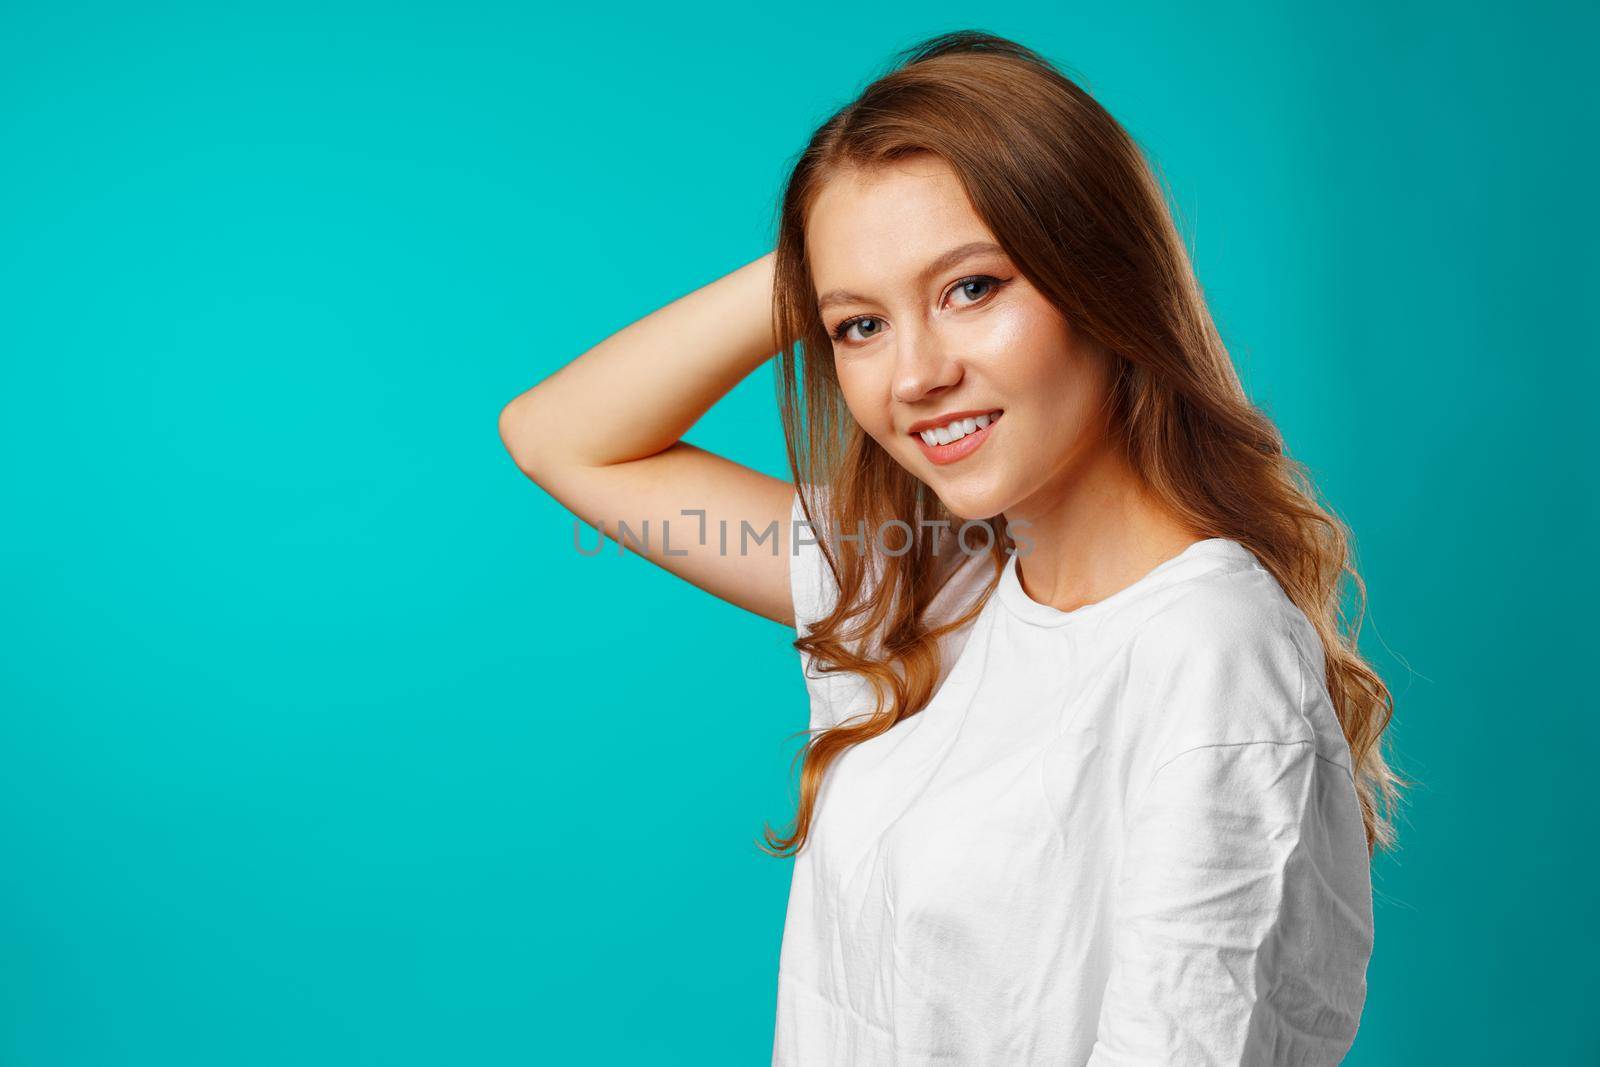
[759,30,1409,860]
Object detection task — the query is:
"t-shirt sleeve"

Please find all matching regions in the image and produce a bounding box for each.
[1083,739,1373,1065]
[1120,586,1323,776]
[787,483,992,637]
[788,484,864,733]
[788,484,838,637]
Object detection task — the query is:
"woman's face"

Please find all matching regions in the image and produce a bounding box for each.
[806,154,1115,522]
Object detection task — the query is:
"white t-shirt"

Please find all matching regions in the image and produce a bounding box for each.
[773,488,1374,1065]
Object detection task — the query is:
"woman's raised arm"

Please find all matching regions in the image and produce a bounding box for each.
[497,250,801,626]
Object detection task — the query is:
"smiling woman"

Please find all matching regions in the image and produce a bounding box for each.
[804,158,1120,512]
[498,26,1405,1067]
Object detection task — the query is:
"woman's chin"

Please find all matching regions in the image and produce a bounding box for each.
[930,486,1008,524]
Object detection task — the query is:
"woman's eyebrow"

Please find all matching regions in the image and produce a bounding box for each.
[816,240,1005,313]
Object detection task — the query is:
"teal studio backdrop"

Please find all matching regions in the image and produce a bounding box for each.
[2,2,1594,1064]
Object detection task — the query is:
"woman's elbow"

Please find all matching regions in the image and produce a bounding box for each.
[498,392,545,480]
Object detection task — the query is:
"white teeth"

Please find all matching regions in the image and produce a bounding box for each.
[918,410,1002,447]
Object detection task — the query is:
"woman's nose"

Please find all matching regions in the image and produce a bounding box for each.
[891,325,963,404]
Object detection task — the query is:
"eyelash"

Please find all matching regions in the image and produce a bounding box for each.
[829,274,1007,345]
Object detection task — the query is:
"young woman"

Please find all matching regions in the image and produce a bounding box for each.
[499,30,1405,1065]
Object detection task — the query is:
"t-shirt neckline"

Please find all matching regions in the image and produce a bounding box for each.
[996,537,1249,628]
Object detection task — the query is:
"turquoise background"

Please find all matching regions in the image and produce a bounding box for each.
[2,2,1594,1063]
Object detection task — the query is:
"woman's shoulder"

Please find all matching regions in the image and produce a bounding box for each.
[786,483,997,732]
[1137,550,1322,661]
[787,482,1000,635]
[1117,546,1351,777]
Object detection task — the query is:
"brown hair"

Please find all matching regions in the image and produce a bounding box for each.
[760,30,1409,859]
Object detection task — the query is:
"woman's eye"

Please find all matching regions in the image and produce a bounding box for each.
[950,276,998,304]
[829,275,1005,346]
[831,315,882,343]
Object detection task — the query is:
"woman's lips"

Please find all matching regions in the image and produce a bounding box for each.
[913,412,1003,466]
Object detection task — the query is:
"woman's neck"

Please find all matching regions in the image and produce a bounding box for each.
[1003,443,1203,615]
